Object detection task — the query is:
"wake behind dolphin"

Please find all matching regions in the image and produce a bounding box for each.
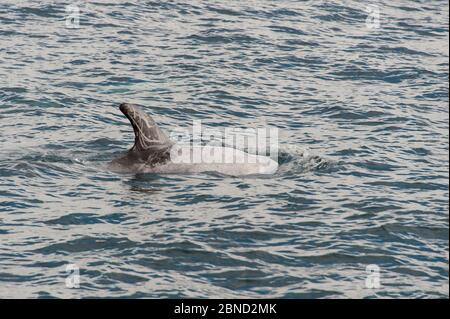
[109,103,278,176]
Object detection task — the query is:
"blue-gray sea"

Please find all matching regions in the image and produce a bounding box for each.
[0,1,448,298]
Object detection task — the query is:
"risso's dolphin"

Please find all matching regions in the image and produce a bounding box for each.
[109,103,278,176]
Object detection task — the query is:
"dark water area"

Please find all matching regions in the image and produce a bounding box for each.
[0,1,448,298]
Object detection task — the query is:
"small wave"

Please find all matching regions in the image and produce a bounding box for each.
[276,145,337,175]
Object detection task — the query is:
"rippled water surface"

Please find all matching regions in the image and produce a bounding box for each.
[0,1,448,298]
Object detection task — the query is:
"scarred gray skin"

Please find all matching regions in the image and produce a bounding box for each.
[109,103,278,176]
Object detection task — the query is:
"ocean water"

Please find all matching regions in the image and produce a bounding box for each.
[0,0,448,298]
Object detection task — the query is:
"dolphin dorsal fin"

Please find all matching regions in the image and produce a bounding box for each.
[119,103,172,151]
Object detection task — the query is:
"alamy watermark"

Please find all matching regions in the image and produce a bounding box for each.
[65,263,80,288]
[365,4,381,29]
[168,120,278,165]
[365,264,381,289]
[64,1,381,31]
[63,1,118,29]
[65,4,80,29]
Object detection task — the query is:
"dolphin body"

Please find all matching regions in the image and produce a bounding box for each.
[109,103,278,176]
